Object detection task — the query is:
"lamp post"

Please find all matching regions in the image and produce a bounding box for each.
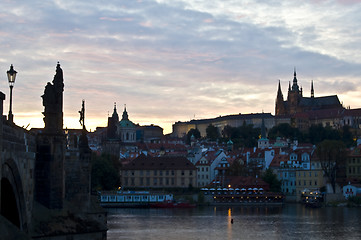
[7,64,17,123]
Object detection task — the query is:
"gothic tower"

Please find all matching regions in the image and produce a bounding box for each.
[287,68,302,114]
[275,80,285,115]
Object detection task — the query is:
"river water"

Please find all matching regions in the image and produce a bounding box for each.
[107,204,361,240]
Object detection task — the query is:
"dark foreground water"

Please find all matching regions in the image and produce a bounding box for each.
[107,204,361,240]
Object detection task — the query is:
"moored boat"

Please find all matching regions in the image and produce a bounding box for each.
[100,190,174,208]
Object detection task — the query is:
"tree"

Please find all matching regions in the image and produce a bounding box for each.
[206,124,220,141]
[268,123,302,141]
[341,125,355,147]
[186,128,201,144]
[307,124,341,144]
[222,125,241,139]
[239,123,260,148]
[261,168,281,192]
[91,153,121,191]
[316,140,346,193]
[221,123,260,148]
[227,160,247,176]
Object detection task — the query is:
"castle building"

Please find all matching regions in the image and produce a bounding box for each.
[275,69,343,116]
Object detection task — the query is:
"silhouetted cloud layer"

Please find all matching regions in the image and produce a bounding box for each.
[1,0,361,133]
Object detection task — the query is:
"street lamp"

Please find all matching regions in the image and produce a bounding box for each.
[7,64,17,123]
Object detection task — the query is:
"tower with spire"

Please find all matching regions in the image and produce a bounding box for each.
[287,68,302,114]
[275,80,286,115]
[107,102,119,139]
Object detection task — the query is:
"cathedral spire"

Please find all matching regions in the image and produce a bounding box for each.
[277,80,283,99]
[122,104,129,121]
[112,102,119,122]
[291,67,299,92]
[311,80,314,98]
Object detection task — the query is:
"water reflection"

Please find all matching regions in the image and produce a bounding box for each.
[107,205,361,240]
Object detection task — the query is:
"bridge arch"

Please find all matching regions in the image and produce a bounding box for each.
[1,158,27,231]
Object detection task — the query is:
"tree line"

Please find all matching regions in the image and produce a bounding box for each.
[187,122,356,148]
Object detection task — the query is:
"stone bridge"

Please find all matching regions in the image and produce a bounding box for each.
[0,92,36,235]
[0,63,107,239]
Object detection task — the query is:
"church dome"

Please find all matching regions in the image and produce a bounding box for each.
[119,105,136,128]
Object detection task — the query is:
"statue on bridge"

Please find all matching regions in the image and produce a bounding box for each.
[42,62,64,133]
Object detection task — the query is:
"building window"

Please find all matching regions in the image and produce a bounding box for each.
[146,177,150,186]
[171,170,175,176]
[181,170,185,176]
[131,178,135,186]
[140,170,143,176]
[171,178,175,185]
[153,178,158,186]
[124,170,128,176]
[124,177,128,186]
[166,170,169,175]
[159,178,163,186]
[160,170,163,176]
[181,178,185,186]
[146,170,150,176]
[154,170,158,176]
[131,171,134,176]
[140,177,144,185]
[189,170,193,176]
[166,178,169,185]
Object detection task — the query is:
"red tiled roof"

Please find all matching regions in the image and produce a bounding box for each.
[122,154,196,170]
[269,154,288,168]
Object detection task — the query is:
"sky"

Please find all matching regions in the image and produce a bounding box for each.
[1,0,361,134]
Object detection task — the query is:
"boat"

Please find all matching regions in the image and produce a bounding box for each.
[150,200,196,208]
[301,189,323,208]
[100,190,174,208]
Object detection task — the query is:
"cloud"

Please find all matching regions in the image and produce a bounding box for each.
[1,0,361,134]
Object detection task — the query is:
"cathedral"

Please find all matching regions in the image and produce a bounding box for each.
[275,69,343,116]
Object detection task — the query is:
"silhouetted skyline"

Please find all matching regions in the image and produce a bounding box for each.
[1,1,361,133]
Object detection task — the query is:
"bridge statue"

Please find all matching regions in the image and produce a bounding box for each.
[42,62,64,133]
